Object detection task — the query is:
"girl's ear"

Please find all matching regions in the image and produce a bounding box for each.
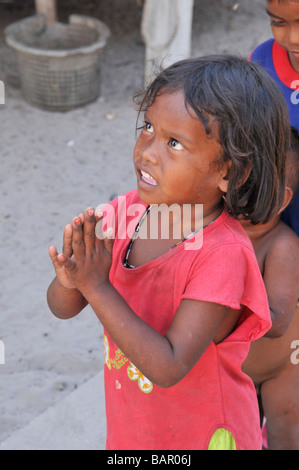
[218,160,232,193]
[278,186,293,214]
[218,160,253,194]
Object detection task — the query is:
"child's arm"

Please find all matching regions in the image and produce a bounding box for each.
[47,223,88,319]
[55,208,235,388]
[47,276,88,319]
[263,230,299,338]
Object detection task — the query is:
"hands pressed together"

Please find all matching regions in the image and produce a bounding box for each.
[47,206,232,389]
[48,207,114,299]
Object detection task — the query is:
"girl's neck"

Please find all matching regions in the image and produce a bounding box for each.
[146,201,224,240]
[202,203,224,230]
[124,202,223,269]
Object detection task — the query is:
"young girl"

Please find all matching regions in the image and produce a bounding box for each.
[47,55,290,450]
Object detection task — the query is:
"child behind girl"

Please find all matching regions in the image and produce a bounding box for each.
[250,0,299,235]
[47,55,290,450]
[241,128,299,450]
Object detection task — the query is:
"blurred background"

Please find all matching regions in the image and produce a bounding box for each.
[0,0,272,450]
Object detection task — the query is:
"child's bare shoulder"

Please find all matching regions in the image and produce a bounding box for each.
[267,221,299,263]
[270,221,299,248]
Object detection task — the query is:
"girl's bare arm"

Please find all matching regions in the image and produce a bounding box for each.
[47,276,88,319]
[55,208,237,388]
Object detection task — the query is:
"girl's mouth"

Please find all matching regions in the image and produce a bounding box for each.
[140,170,158,186]
[289,50,299,60]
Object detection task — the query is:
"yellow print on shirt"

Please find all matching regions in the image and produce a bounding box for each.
[103,334,112,369]
[104,334,128,370]
[103,334,154,394]
[127,362,154,394]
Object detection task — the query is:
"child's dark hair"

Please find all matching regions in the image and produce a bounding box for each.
[135,55,290,224]
[287,127,299,197]
[267,0,299,3]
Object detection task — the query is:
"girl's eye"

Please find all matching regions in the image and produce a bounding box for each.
[144,122,153,133]
[169,138,184,151]
[270,20,285,27]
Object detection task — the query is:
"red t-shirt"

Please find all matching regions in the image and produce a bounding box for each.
[101,191,271,450]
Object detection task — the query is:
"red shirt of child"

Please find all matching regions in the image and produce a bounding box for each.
[101,191,271,450]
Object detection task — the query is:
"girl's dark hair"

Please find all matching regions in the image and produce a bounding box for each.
[134,55,290,224]
[287,127,299,196]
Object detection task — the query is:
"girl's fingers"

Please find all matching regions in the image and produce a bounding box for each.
[48,245,60,268]
[49,245,70,273]
[57,254,77,271]
[94,224,114,261]
[62,224,73,258]
[84,207,96,255]
[103,228,114,257]
[72,214,85,256]
[49,245,71,269]
[62,209,110,260]
[95,214,104,243]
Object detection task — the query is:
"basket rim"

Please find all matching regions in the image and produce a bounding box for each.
[4,14,110,58]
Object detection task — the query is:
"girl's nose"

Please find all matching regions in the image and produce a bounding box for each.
[288,26,299,49]
[139,137,159,165]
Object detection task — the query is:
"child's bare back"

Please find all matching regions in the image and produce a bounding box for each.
[242,216,299,449]
[243,221,299,377]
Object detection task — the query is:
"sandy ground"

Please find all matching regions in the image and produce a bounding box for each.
[0,0,272,445]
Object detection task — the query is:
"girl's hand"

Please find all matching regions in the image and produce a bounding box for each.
[56,208,114,297]
[48,222,79,290]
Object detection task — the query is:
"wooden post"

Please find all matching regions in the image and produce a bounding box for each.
[141,0,194,84]
[35,0,57,25]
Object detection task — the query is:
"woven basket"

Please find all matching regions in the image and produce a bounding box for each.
[5,14,110,111]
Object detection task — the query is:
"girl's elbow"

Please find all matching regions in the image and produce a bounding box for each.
[154,367,188,389]
[155,378,179,389]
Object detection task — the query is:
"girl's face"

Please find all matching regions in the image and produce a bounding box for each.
[267,0,299,72]
[133,89,229,215]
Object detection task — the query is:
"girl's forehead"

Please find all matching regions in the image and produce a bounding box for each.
[146,90,221,150]
[147,91,204,130]
[267,0,299,17]
[147,90,188,117]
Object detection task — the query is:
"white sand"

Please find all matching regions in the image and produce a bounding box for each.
[0,0,271,445]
